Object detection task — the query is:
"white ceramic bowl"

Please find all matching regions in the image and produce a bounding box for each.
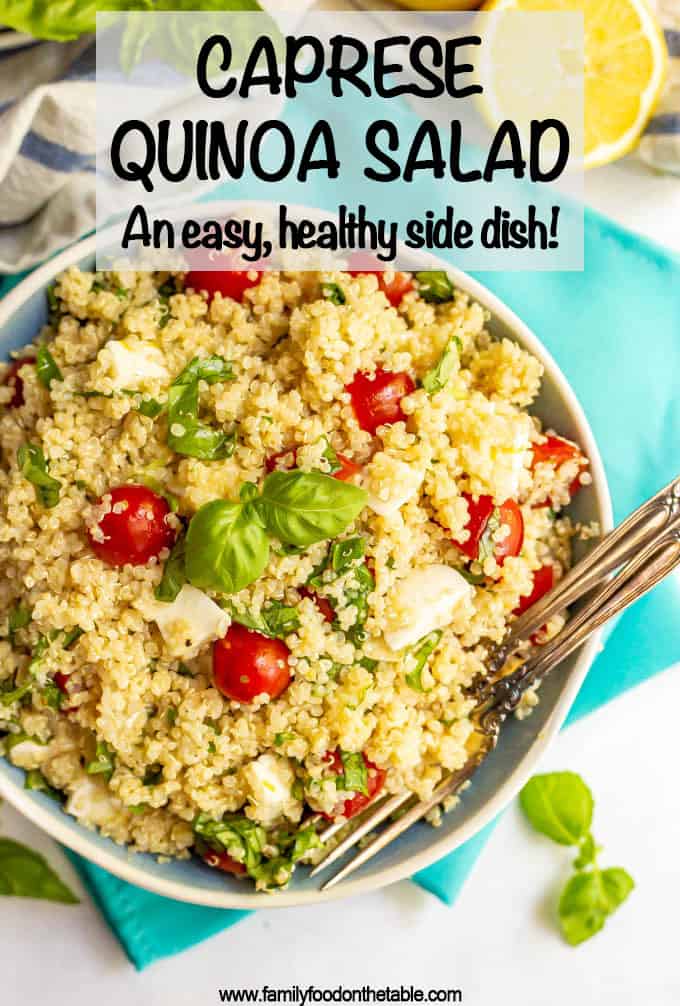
[0,228,612,908]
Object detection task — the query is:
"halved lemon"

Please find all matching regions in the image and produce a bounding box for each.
[480,0,668,168]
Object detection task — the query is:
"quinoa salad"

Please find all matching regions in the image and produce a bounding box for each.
[0,263,591,890]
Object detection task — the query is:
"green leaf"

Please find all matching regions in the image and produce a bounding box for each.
[0,680,33,708]
[558,867,634,946]
[0,0,152,41]
[226,600,301,639]
[8,605,32,646]
[165,707,178,727]
[35,346,63,389]
[17,443,61,508]
[519,772,594,846]
[155,534,186,603]
[185,500,270,595]
[321,282,346,306]
[415,271,454,304]
[136,397,164,418]
[320,436,342,475]
[0,838,78,903]
[24,769,62,802]
[421,336,461,395]
[143,763,163,786]
[404,630,442,692]
[256,471,367,548]
[331,536,365,574]
[167,355,236,461]
[340,751,368,795]
[86,741,115,781]
[42,683,64,710]
[274,731,295,746]
[193,813,266,873]
[573,833,600,870]
[290,823,321,862]
[62,626,84,650]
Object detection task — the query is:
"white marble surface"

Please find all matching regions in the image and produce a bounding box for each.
[1,106,679,1005]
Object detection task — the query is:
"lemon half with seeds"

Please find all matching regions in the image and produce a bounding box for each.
[479,0,668,168]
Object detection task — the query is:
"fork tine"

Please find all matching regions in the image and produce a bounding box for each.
[310,792,412,877]
[320,757,484,891]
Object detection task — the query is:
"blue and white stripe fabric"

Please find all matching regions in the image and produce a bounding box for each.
[639,1,680,176]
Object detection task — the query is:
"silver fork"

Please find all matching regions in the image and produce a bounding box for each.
[310,475,680,890]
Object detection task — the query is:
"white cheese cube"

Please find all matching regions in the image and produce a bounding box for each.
[384,564,473,652]
[97,338,168,390]
[145,584,229,658]
[243,753,302,826]
[66,777,121,828]
[365,454,425,518]
[7,739,48,770]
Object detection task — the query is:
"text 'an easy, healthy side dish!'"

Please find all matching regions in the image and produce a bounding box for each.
[0,261,592,890]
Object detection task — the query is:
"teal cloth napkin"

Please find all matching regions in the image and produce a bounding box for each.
[0,204,668,968]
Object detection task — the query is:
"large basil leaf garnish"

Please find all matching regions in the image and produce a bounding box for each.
[255,471,367,547]
[185,500,270,595]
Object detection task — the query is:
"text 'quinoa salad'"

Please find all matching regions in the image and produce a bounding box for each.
[0,262,592,890]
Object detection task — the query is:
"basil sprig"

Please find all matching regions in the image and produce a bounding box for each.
[404,630,442,692]
[184,472,367,596]
[36,346,63,389]
[415,271,454,304]
[520,772,635,946]
[421,336,462,396]
[166,356,236,461]
[0,838,78,904]
[17,443,61,508]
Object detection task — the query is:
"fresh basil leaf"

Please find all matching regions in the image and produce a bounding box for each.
[35,346,63,389]
[8,605,32,646]
[168,418,235,461]
[321,282,346,305]
[62,626,84,650]
[167,355,236,460]
[42,683,64,710]
[320,436,341,475]
[573,833,599,870]
[519,772,594,846]
[136,397,164,418]
[274,731,296,746]
[165,706,178,727]
[24,769,62,802]
[457,566,486,586]
[176,662,194,677]
[404,630,442,692]
[17,443,61,508]
[155,534,186,603]
[0,680,33,708]
[339,751,368,795]
[558,867,634,946]
[173,355,235,387]
[4,731,43,753]
[186,500,270,595]
[421,336,461,395]
[0,838,78,903]
[256,471,367,548]
[415,271,454,304]
[227,600,301,639]
[344,562,374,644]
[46,285,58,312]
[331,536,365,574]
[194,813,266,873]
[86,741,115,781]
[358,656,378,672]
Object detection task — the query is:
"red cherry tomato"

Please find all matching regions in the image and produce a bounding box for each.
[347,254,414,307]
[346,369,415,435]
[213,623,291,703]
[265,446,361,482]
[455,493,524,566]
[185,268,262,304]
[322,749,387,820]
[532,435,588,497]
[53,672,78,714]
[201,849,247,876]
[299,586,335,624]
[87,485,175,567]
[3,356,35,408]
[513,564,555,617]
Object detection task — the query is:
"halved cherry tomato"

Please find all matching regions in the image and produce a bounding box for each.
[213,623,291,704]
[299,586,335,624]
[347,254,414,307]
[346,369,415,435]
[3,356,35,408]
[87,485,175,567]
[185,268,262,304]
[513,564,555,617]
[265,446,360,482]
[532,435,588,498]
[454,493,524,566]
[322,749,387,820]
[201,849,247,876]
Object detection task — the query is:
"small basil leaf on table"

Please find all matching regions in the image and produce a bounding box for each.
[17,443,61,508]
[558,867,634,946]
[155,534,187,602]
[0,838,78,904]
[255,471,367,547]
[519,771,594,846]
[185,500,270,595]
[35,346,63,389]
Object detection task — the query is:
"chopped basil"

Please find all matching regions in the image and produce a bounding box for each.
[415,271,454,304]
[339,751,368,795]
[344,562,374,645]
[167,356,236,461]
[194,813,266,873]
[404,630,442,692]
[114,286,129,300]
[0,837,78,903]
[331,536,365,574]
[42,683,63,710]
[207,741,217,755]
[136,397,164,418]
[165,707,178,727]
[320,436,342,475]
[358,656,378,672]
[226,599,301,639]
[8,605,32,646]
[274,731,295,746]
[155,534,187,603]
[321,282,346,306]
[1,679,33,708]
[478,509,502,564]
[176,662,194,677]
[46,285,58,313]
[62,626,84,650]
[86,741,115,781]
[421,336,461,396]
[457,566,486,586]
[24,769,62,802]
[17,443,61,508]
[35,346,63,389]
[143,763,163,786]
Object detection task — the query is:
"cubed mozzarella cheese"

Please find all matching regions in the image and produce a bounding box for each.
[146,584,229,657]
[98,338,168,390]
[66,777,121,827]
[243,753,302,826]
[384,564,473,652]
[7,739,48,770]
[366,458,425,518]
